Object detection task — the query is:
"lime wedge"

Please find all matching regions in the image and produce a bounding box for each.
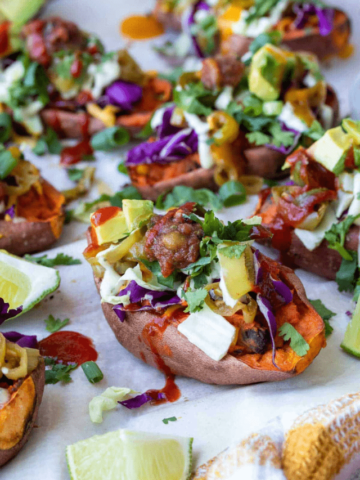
[0,250,60,314]
[66,429,193,480]
[341,298,360,358]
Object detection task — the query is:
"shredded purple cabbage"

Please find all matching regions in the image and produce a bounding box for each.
[266,123,301,155]
[254,250,263,285]
[105,80,142,110]
[271,277,293,304]
[1,205,15,220]
[112,281,181,320]
[0,298,23,326]
[293,3,334,36]
[156,106,183,139]
[183,1,211,58]
[119,391,165,409]
[257,294,279,368]
[2,331,38,349]
[346,310,352,317]
[125,128,198,166]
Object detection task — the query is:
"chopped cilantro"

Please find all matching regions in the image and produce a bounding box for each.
[173,82,216,115]
[156,186,222,211]
[118,161,128,175]
[159,67,184,85]
[45,361,77,385]
[190,14,218,56]
[336,251,358,293]
[24,253,81,267]
[183,288,208,313]
[33,127,62,156]
[309,299,335,337]
[278,322,310,356]
[218,181,247,207]
[325,216,360,261]
[0,113,12,143]
[44,314,70,333]
[304,120,325,142]
[67,168,85,182]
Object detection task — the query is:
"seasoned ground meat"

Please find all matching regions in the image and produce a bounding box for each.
[22,17,88,67]
[201,55,245,90]
[145,202,204,277]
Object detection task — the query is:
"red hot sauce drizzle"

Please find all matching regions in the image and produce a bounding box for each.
[141,313,182,405]
[0,22,10,56]
[60,114,93,165]
[39,331,98,365]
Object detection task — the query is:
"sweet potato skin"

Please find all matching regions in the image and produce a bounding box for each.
[0,358,45,467]
[91,250,323,385]
[135,167,218,202]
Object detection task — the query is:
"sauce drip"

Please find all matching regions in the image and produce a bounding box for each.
[60,114,93,165]
[91,206,121,227]
[39,331,98,365]
[141,314,181,405]
[0,22,10,56]
[120,15,164,40]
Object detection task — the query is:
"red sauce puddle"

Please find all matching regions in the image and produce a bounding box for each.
[39,331,98,365]
[141,314,181,405]
[60,114,93,165]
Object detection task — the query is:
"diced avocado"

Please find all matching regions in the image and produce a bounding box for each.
[122,199,153,231]
[307,127,353,173]
[91,208,128,246]
[97,229,144,263]
[249,44,292,101]
[0,0,46,32]
[342,118,360,146]
[262,101,283,117]
[217,244,254,308]
[341,297,360,358]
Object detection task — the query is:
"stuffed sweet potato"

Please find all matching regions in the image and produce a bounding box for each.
[0,147,65,255]
[153,0,351,62]
[0,332,45,467]
[0,17,172,149]
[84,200,325,385]
[254,118,360,291]
[126,43,338,200]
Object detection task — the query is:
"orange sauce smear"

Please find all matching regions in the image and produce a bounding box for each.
[120,15,164,40]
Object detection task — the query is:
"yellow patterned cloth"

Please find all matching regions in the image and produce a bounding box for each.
[193,392,360,480]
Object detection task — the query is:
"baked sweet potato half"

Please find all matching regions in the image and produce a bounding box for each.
[0,148,65,255]
[126,47,338,200]
[84,200,325,385]
[254,119,360,290]
[0,17,172,145]
[0,333,45,467]
[153,0,351,62]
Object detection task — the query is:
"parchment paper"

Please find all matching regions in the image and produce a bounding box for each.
[2,0,360,478]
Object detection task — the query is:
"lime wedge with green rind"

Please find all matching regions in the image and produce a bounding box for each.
[0,250,60,316]
[66,429,193,480]
[341,297,360,358]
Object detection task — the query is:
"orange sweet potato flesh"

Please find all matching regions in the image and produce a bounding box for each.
[88,230,325,385]
[0,179,65,255]
[0,358,45,467]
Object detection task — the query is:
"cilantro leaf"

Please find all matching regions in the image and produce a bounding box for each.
[162,416,177,425]
[140,259,179,289]
[67,168,85,182]
[218,181,246,207]
[218,243,246,259]
[173,82,216,116]
[156,186,223,211]
[159,67,184,85]
[268,122,294,148]
[336,251,358,293]
[246,131,271,146]
[309,299,335,337]
[325,216,360,260]
[278,322,310,356]
[183,288,208,313]
[118,161,129,175]
[33,127,62,156]
[305,120,325,141]
[44,314,70,333]
[24,253,81,267]
[109,186,142,207]
[45,362,77,385]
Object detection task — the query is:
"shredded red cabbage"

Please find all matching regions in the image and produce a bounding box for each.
[156,106,183,139]
[105,80,142,110]
[271,277,293,305]
[254,250,263,285]
[119,391,165,409]
[183,1,211,58]
[125,128,198,166]
[266,123,301,155]
[257,294,279,368]
[1,205,15,220]
[0,298,23,325]
[113,308,126,323]
[293,4,334,36]
[2,331,38,348]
